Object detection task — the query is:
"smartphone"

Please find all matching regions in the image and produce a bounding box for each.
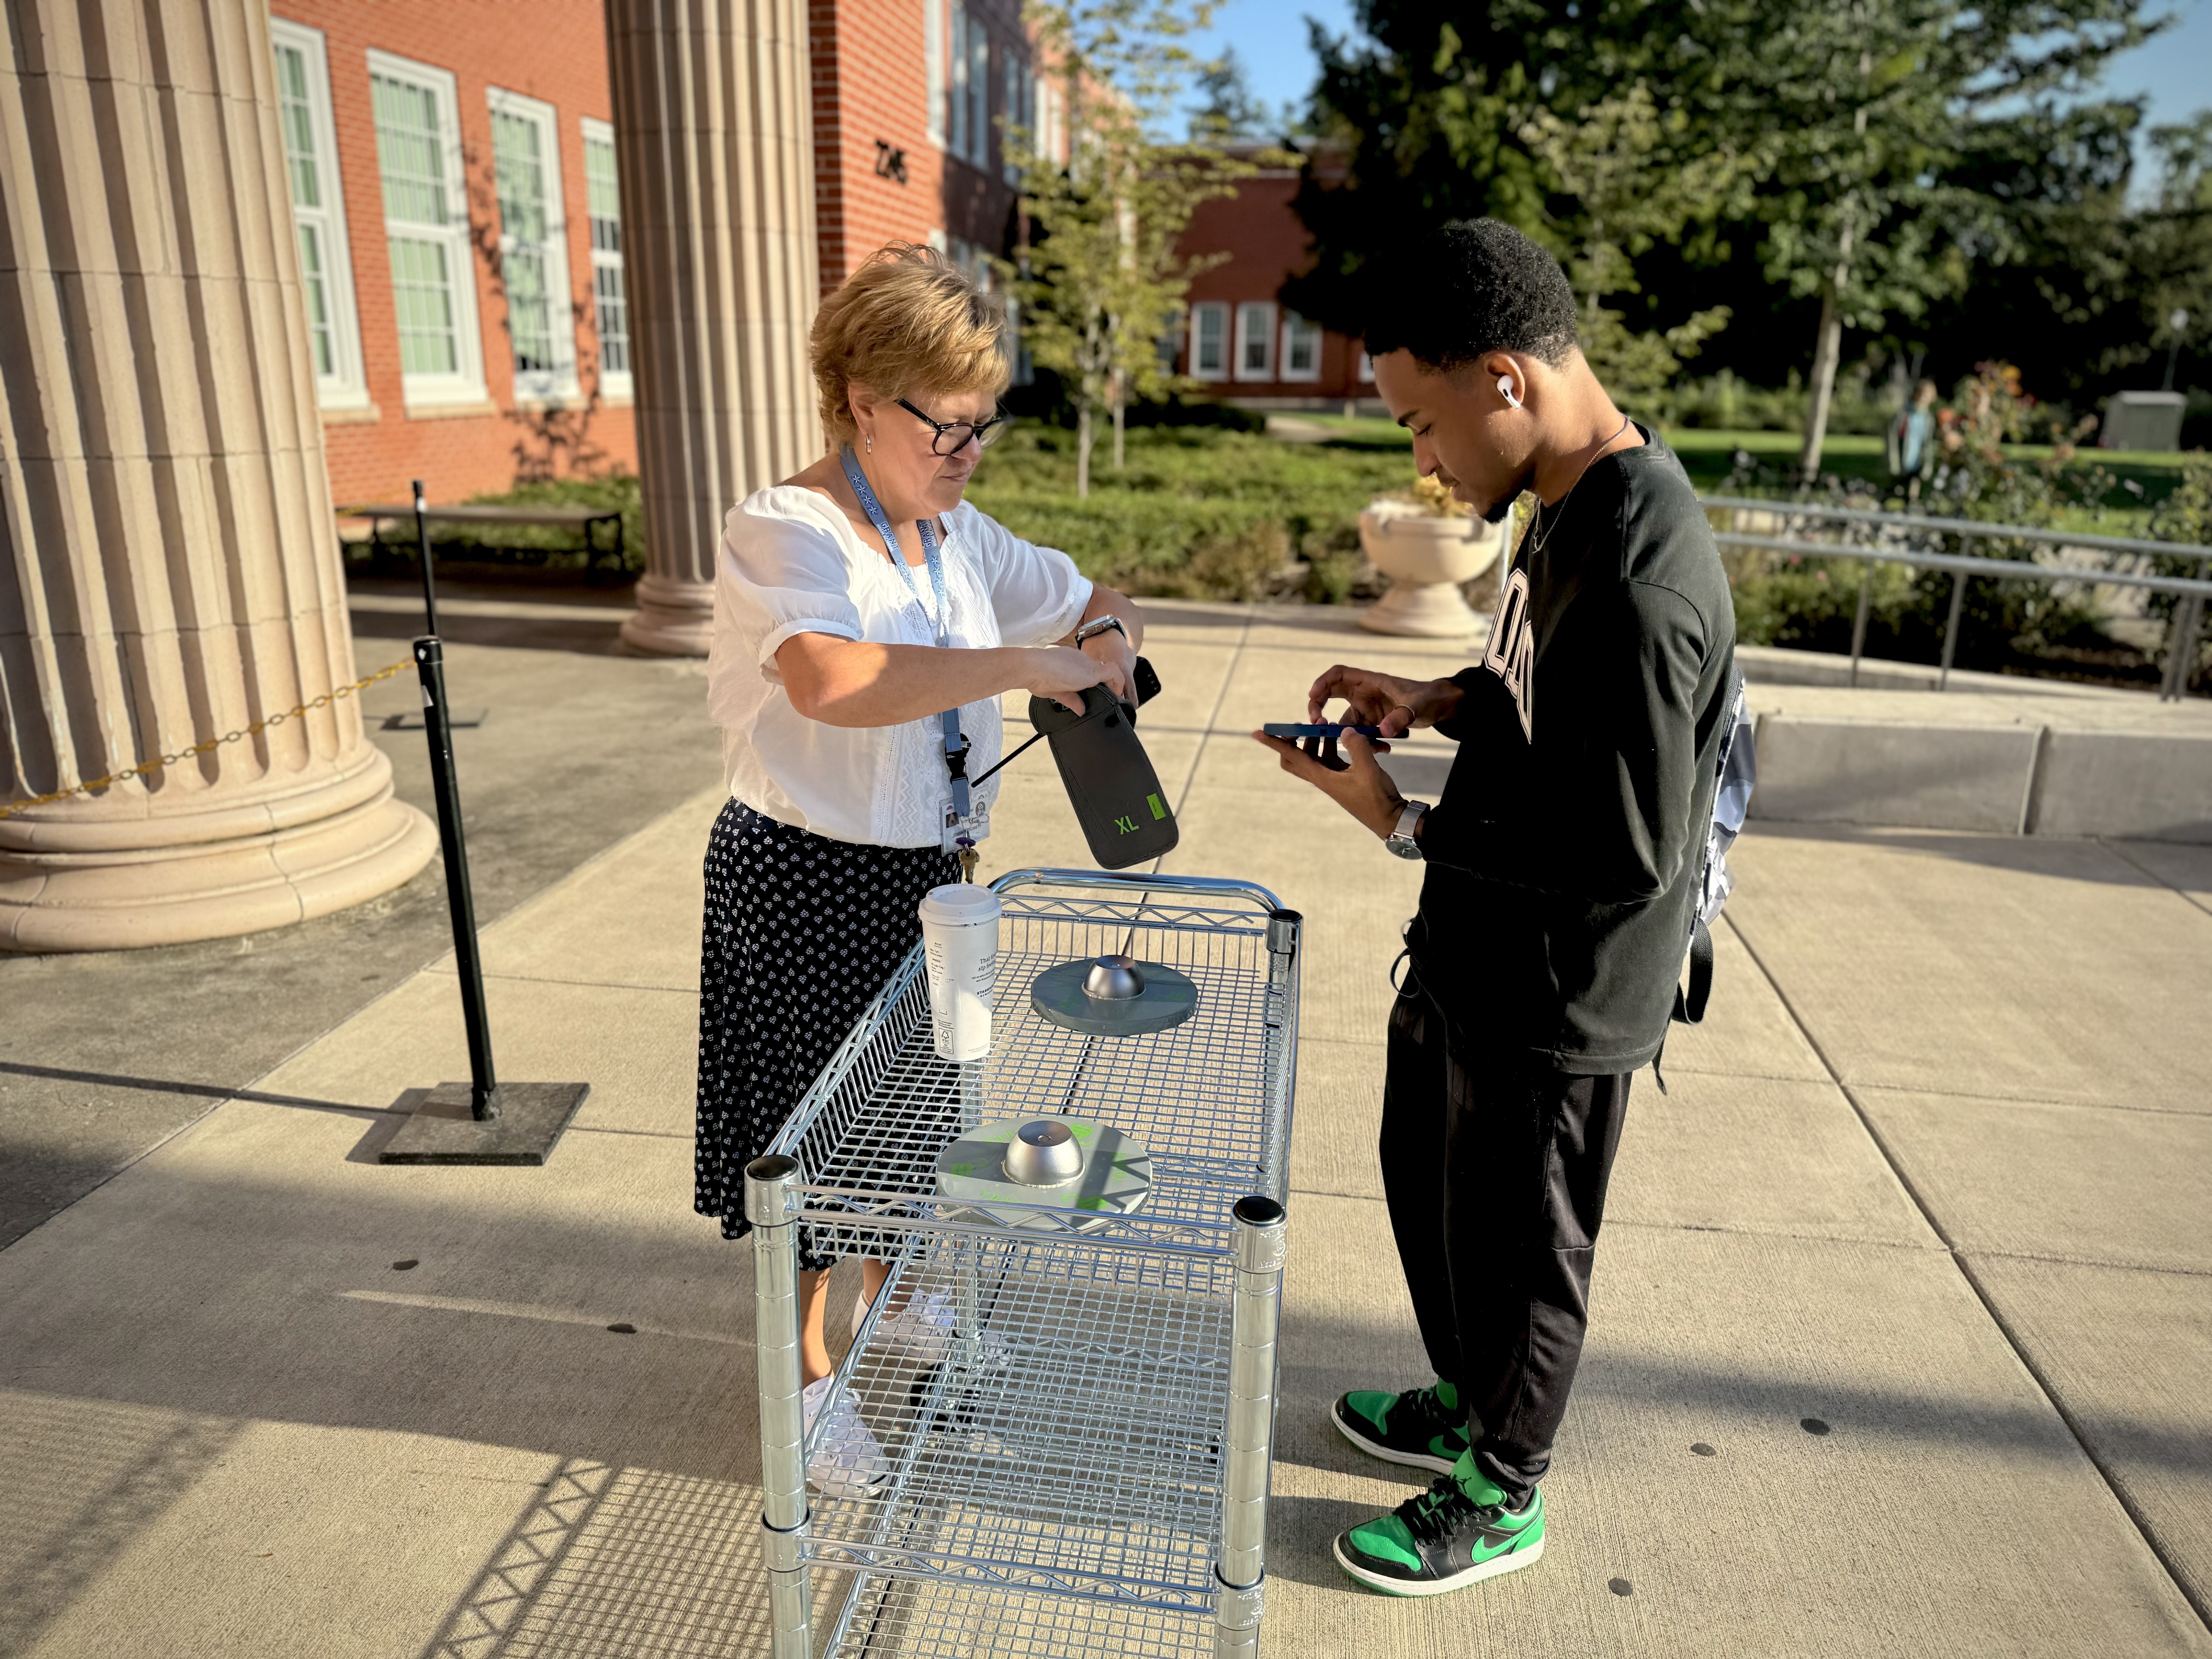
[1261,723,1385,740]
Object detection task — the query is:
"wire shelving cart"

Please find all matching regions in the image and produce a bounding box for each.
[743,869,1302,1658]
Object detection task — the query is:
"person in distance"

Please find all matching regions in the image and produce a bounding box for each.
[1259,218,1735,1598]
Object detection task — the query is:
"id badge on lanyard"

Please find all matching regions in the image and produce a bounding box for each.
[839,448,991,864]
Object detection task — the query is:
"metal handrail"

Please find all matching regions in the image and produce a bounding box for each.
[1698,500,2210,700]
[1699,493,2212,566]
[1709,532,2212,598]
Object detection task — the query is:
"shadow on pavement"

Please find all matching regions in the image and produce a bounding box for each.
[0,1396,243,1659]
[0,1061,392,1121]
[1740,819,2209,890]
[350,606,633,658]
[412,1458,784,1659]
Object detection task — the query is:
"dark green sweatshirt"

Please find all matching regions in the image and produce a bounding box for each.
[1407,426,1736,1074]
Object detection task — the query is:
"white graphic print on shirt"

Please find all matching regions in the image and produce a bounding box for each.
[1482,565,1535,741]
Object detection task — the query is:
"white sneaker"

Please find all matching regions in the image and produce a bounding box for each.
[852,1289,1006,1368]
[802,1376,887,1498]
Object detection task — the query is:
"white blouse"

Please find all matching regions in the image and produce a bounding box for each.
[707,485,1094,847]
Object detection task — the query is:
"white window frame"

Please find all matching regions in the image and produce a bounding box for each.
[955,7,989,168]
[486,87,579,403]
[270,18,368,410]
[1189,301,1228,381]
[1234,301,1276,383]
[1280,311,1322,383]
[948,2,969,161]
[368,50,486,409]
[925,0,946,147]
[579,116,630,402]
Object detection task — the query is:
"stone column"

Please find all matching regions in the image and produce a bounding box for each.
[0,1,436,951]
[605,0,822,657]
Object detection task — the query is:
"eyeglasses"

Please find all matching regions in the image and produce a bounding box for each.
[898,397,1008,455]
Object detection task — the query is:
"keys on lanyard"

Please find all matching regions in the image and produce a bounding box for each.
[839,445,982,877]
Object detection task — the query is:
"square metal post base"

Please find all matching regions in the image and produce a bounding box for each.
[379,1081,590,1164]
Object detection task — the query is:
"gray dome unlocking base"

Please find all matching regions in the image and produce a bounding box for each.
[935,1117,1154,1232]
[1029,954,1198,1037]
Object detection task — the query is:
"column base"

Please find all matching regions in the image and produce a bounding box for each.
[0,749,438,953]
[620,573,714,657]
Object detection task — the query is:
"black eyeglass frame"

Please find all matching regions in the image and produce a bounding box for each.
[898,397,1008,455]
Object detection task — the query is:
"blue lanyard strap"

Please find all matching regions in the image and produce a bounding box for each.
[838,445,972,821]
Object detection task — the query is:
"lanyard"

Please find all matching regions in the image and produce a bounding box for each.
[838,445,972,828]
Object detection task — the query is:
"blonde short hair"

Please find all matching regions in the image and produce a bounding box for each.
[811,243,1010,445]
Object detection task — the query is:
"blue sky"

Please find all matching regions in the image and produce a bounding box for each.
[1195,0,2212,181]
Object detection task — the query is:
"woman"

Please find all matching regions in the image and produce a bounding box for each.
[696,243,1146,1493]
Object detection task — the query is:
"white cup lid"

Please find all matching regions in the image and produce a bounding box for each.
[920,883,1001,923]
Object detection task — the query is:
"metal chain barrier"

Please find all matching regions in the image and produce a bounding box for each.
[0,657,413,822]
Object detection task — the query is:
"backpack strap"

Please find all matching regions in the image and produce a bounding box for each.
[1672,917,1715,1025]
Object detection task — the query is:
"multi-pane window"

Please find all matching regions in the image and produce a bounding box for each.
[488,89,577,400]
[369,53,483,404]
[1190,302,1228,380]
[1235,301,1276,381]
[947,4,989,168]
[967,16,990,167]
[1281,312,1322,382]
[948,3,969,158]
[926,0,946,147]
[1003,54,1034,183]
[269,19,365,408]
[581,118,630,398]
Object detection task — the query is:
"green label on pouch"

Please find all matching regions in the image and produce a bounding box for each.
[1147,793,1166,820]
[1071,1123,1094,1138]
[944,1162,974,1177]
[1077,1196,1108,1210]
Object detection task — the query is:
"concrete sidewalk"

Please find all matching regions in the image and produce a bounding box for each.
[2,600,2208,1656]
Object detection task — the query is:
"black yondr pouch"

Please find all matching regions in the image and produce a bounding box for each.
[1027,665,1177,869]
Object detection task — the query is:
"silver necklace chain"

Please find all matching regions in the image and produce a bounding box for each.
[1529,413,1634,555]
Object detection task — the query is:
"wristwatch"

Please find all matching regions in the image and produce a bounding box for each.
[1386,799,1429,861]
[1073,614,1128,647]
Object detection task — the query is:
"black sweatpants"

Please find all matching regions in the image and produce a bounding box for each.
[1379,986,1632,1501]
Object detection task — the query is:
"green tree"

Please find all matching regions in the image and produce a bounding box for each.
[1517,83,1741,402]
[1006,0,1255,496]
[1740,0,2157,480]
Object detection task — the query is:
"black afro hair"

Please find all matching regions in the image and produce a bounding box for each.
[1362,219,1579,372]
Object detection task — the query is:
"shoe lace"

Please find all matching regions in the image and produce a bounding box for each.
[1402,1386,1457,1436]
[1399,1474,1483,1547]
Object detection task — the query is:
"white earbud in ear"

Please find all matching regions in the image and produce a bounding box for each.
[1497,374,1522,410]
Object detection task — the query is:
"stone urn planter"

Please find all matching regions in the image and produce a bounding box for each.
[1357,501,1503,637]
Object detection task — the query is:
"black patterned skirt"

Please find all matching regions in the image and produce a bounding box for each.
[694,798,958,1268]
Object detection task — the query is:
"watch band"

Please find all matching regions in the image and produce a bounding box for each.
[1387,799,1429,860]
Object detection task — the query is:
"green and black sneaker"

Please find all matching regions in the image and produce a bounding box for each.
[1333,1457,1545,1597]
[1331,1379,1470,1475]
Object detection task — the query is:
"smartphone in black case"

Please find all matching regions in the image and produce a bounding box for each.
[1027,679,1178,869]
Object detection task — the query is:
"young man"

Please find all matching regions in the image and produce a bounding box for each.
[1258,219,1736,1597]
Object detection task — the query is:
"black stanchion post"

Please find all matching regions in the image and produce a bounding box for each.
[412,477,440,635]
[414,635,499,1121]
[380,482,588,1167]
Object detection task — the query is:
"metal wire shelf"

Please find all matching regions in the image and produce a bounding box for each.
[749,870,1299,1659]
[826,1570,1217,1657]
[765,875,1298,1261]
[807,1240,1235,1610]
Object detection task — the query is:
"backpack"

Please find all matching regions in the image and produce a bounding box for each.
[1673,670,1757,1026]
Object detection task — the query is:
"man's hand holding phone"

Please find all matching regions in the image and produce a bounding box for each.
[1305,665,1465,738]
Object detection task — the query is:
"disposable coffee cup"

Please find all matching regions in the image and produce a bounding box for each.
[919,884,1000,1062]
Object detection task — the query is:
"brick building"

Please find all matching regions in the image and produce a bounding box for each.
[1177,144,1378,413]
[271,0,1064,508]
